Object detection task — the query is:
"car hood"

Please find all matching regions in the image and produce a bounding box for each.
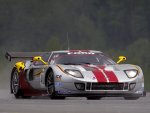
[58,64,141,82]
[58,64,139,72]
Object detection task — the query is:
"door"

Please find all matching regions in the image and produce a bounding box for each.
[27,67,45,89]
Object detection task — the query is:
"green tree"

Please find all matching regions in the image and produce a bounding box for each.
[46,36,62,51]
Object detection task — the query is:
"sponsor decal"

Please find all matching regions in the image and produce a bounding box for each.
[55,82,63,87]
[34,69,44,76]
[56,75,62,81]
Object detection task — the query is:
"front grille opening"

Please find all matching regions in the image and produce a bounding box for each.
[86,83,91,90]
[86,83,127,90]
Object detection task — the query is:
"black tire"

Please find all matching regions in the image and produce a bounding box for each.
[22,96,32,99]
[11,68,31,99]
[46,71,55,99]
[46,71,65,99]
[11,69,22,99]
[86,97,101,100]
[124,97,140,100]
[143,91,146,97]
[53,96,66,100]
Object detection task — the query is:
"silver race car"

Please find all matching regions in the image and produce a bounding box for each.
[5,50,146,99]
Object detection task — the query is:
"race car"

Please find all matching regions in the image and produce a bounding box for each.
[5,50,146,100]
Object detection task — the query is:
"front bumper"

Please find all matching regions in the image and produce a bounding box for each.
[55,91,145,97]
[54,81,145,97]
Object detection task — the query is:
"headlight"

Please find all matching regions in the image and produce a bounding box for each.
[124,70,138,78]
[65,69,83,78]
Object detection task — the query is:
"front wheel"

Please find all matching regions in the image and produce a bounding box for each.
[124,97,140,100]
[46,71,65,99]
[86,97,101,100]
[46,71,56,99]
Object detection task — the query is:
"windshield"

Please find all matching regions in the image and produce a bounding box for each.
[50,53,116,66]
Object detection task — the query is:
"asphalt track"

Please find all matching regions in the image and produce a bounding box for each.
[0,90,150,113]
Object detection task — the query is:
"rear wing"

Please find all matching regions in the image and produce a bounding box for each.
[5,52,51,61]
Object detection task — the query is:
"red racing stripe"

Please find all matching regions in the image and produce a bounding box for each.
[103,70,118,82]
[92,67,107,82]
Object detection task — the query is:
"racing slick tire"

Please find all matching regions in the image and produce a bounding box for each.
[86,97,102,100]
[11,68,31,99]
[124,97,140,100]
[46,70,65,99]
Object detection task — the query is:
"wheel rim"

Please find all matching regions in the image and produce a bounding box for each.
[47,72,54,95]
[12,71,19,94]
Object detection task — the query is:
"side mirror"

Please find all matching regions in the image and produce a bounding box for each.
[33,56,48,65]
[117,56,126,64]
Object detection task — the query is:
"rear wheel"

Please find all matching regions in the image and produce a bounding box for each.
[124,97,140,100]
[22,96,32,99]
[86,97,101,100]
[11,69,22,98]
[11,69,31,99]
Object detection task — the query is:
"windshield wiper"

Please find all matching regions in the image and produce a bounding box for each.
[61,62,93,65]
[61,63,80,65]
[78,62,92,65]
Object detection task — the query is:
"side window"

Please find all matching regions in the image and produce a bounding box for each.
[42,53,51,61]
